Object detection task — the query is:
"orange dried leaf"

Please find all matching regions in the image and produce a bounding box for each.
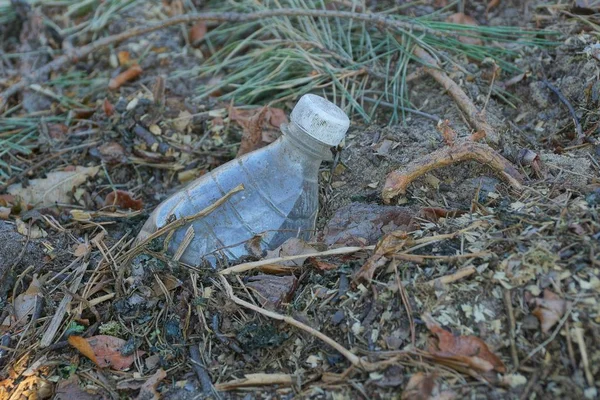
[229,106,288,156]
[437,119,456,146]
[402,372,456,400]
[103,98,114,117]
[68,335,98,365]
[189,21,207,46]
[532,289,568,333]
[117,51,131,66]
[108,65,143,90]
[423,314,505,374]
[104,190,143,211]
[69,335,143,370]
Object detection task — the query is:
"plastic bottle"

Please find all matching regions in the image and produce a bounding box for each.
[136,94,350,266]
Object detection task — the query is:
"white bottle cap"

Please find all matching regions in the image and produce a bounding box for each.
[290,94,350,146]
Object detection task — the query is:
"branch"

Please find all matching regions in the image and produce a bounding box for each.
[413,45,500,145]
[382,140,524,203]
[0,9,442,109]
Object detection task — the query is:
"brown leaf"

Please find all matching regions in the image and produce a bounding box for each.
[55,375,104,400]
[423,314,505,374]
[265,237,316,267]
[103,98,114,117]
[104,190,143,211]
[109,65,143,90]
[229,106,288,156]
[353,231,412,284]
[91,142,127,164]
[117,51,131,67]
[69,335,144,370]
[189,21,207,46]
[437,120,456,146]
[322,202,418,247]
[246,275,298,309]
[486,0,501,13]
[531,289,568,333]
[135,369,166,400]
[573,0,600,14]
[445,13,483,46]
[2,276,43,327]
[402,373,456,400]
[47,123,68,141]
[7,166,100,207]
[308,257,338,271]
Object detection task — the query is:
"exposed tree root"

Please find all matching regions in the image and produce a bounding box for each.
[413,45,500,145]
[382,140,524,203]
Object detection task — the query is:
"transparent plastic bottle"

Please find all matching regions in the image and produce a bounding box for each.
[136,94,350,266]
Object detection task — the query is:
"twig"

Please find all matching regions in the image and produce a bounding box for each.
[413,45,499,145]
[219,245,375,275]
[542,80,584,143]
[218,275,372,370]
[40,262,88,348]
[503,289,519,369]
[573,327,594,387]
[382,139,524,203]
[133,124,172,154]
[425,265,476,286]
[189,344,219,398]
[520,299,576,366]
[519,368,541,400]
[393,262,415,347]
[0,9,450,109]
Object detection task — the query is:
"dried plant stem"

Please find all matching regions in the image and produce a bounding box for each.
[413,45,499,145]
[503,289,519,369]
[219,245,376,275]
[382,140,524,202]
[219,275,372,370]
[393,262,415,347]
[426,265,477,286]
[0,9,442,109]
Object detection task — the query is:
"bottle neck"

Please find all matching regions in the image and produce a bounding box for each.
[280,122,334,162]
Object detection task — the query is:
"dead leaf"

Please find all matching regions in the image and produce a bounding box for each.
[573,0,600,14]
[2,276,43,327]
[189,21,207,46]
[445,13,483,45]
[353,231,413,284]
[531,289,568,333]
[437,120,457,146]
[246,275,298,309]
[117,51,132,67]
[0,207,10,220]
[90,142,127,164]
[73,243,91,257]
[104,190,143,211]
[135,369,166,400]
[55,375,104,400]
[265,237,316,267]
[402,373,456,400]
[69,335,144,370]
[7,166,100,207]
[47,123,68,141]
[322,202,418,247]
[151,274,182,297]
[15,218,47,239]
[229,106,288,156]
[308,258,338,271]
[103,98,114,117]
[423,314,505,374]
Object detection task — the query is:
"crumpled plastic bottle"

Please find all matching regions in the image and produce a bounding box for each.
[136,94,350,266]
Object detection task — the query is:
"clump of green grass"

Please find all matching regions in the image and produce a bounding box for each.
[176,0,558,124]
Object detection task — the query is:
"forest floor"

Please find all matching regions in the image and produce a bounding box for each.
[1,0,600,399]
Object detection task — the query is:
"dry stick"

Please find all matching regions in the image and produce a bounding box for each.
[393,262,415,347]
[382,140,524,203]
[219,245,376,275]
[542,80,584,143]
[573,327,594,387]
[413,45,499,145]
[425,265,476,286]
[503,289,519,369]
[0,9,446,109]
[218,275,371,370]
